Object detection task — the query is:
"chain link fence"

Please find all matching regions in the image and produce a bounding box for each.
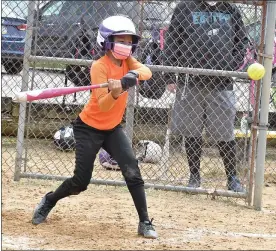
[2,0,276,208]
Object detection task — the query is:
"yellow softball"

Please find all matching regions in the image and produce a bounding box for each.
[247,63,266,80]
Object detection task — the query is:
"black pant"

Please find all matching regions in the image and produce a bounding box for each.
[185,137,237,180]
[47,117,149,221]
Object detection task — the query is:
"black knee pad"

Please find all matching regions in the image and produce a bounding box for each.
[123,160,144,187]
[70,187,86,195]
[69,184,88,195]
[67,176,90,195]
[124,167,141,180]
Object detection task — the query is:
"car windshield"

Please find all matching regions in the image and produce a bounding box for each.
[2,1,29,19]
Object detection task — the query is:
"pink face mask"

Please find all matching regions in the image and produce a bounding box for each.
[112,43,132,60]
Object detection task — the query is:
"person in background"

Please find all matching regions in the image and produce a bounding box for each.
[164,1,249,192]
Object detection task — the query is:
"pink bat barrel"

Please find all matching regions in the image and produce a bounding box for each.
[13,83,108,103]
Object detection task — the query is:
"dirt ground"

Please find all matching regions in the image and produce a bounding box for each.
[2,137,276,250]
[2,175,276,250]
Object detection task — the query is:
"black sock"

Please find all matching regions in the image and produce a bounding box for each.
[128,185,149,222]
[217,140,237,179]
[185,137,203,176]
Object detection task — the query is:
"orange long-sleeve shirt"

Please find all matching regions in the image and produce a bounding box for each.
[79,55,152,130]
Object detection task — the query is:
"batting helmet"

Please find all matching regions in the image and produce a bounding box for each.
[136,140,162,164]
[53,125,75,151]
[96,15,140,53]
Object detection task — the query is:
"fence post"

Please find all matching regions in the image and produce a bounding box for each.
[14,0,35,181]
[247,2,267,206]
[253,1,276,210]
[125,2,141,144]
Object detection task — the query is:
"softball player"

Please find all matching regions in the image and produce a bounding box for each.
[32,15,157,239]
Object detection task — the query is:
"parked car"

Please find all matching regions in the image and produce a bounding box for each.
[1,1,28,74]
[31,0,171,86]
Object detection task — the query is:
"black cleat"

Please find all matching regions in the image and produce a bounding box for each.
[32,192,56,225]
[138,219,158,239]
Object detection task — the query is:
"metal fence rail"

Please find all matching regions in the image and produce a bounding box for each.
[1,0,276,210]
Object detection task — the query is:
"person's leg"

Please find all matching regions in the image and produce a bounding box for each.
[103,126,157,238]
[185,136,203,187]
[206,89,244,192]
[218,142,237,179]
[32,117,105,225]
[173,85,205,187]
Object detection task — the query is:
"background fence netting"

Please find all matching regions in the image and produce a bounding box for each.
[1,0,276,208]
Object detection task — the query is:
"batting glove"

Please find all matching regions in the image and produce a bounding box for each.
[121,70,139,90]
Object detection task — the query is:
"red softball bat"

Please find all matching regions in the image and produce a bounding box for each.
[12,83,108,103]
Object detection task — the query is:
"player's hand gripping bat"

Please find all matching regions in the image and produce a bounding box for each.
[12,72,138,103]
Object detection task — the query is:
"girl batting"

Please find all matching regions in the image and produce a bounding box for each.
[32,15,158,239]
